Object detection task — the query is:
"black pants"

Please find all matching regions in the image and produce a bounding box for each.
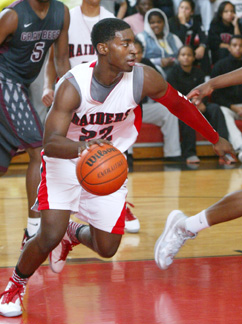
[179,103,229,158]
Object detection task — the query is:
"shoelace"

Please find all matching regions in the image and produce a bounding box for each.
[166,230,195,259]
[0,278,24,309]
[55,239,74,263]
[125,201,135,221]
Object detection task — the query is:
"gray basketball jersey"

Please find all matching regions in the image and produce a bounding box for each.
[0,0,65,85]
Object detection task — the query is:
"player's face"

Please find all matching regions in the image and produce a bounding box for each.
[229,38,242,59]
[178,47,195,67]
[149,15,164,37]
[106,29,137,72]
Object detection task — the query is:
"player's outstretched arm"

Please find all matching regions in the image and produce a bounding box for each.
[187,67,242,105]
[141,65,235,158]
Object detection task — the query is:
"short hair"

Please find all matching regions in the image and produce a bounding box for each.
[229,34,242,44]
[91,18,131,52]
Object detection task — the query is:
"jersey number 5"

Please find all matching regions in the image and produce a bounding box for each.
[31,42,45,62]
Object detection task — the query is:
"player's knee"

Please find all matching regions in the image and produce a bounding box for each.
[95,240,121,258]
[37,232,62,254]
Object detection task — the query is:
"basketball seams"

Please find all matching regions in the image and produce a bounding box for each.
[76,143,128,195]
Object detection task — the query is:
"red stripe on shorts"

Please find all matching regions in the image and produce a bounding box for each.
[37,151,49,210]
[111,202,126,235]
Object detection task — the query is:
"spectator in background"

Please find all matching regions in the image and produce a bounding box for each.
[173,0,216,33]
[208,1,242,64]
[154,0,174,18]
[136,8,183,78]
[124,0,153,34]
[134,38,182,161]
[169,0,211,75]
[167,45,233,164]
[101,0,127,18]
[210,35,242,161]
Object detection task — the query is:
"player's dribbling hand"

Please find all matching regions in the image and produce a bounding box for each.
[213,137,237,164]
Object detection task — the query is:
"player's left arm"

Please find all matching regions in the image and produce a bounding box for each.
[141,65,235,158]
[53,5,71,78]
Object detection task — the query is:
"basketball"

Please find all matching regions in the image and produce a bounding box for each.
[76,143,128,196]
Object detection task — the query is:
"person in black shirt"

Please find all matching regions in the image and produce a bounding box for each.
[208,1,242,64]
[211,34,242,160]
[169,0,211,75]
[167,45,232,164]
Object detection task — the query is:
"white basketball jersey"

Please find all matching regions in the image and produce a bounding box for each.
[68,6,114,68]
[66,62,142,153]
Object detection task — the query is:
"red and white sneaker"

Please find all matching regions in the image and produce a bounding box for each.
[49,232,77,274]
[125,202,140,233]
[0,278,26,317]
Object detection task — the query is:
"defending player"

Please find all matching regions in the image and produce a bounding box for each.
[0,18,234,317]
[0,0,71,247]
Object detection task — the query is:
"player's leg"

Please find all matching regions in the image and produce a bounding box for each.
[154,190,242,270]
[49,183,127,273]
[0,209,70,317]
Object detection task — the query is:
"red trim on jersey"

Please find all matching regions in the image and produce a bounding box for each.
[133,105,142,134]
[153,83,219,144]
[111,202,126,235]
[37,151,49,210]
[89,61,97,68]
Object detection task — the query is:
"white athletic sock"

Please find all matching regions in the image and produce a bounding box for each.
[185,210,209,234]
[27,217,41,236]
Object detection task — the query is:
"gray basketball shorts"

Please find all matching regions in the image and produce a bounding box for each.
[0,73,43,172]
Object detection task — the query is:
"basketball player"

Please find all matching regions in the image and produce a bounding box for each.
[154,64,242,271]
[0,0,71,247]
[42,0,140,235]
[0,18,234,317]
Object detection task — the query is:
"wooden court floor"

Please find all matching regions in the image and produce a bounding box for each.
[1,159,242,323]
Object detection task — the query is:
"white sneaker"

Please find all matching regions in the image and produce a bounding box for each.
[0,278,26,317]
[125,202,140,233]
[49,232,76,273]
[154,210,197,270]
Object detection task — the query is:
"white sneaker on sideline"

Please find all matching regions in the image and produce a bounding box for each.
[0,278,26,317]
[154,210,197,270]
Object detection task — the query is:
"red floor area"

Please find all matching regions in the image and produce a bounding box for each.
[0,256,242,324]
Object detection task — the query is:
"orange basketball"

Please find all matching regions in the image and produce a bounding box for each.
[76,143,128,196]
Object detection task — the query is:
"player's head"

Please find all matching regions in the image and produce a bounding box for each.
[91,18,136,72]
[91,18,131,51]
